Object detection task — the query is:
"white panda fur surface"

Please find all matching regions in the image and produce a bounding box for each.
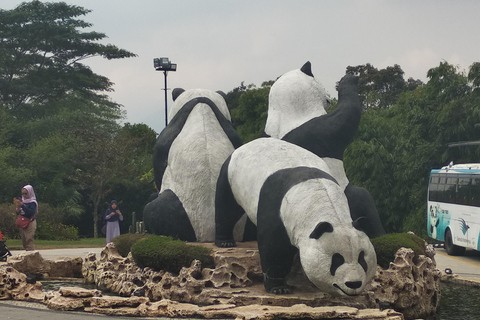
[264,64,349,193]
[223,138,376,296]
[264,67,328,139]
[153,88,244,242]
[168,88,231,123]
[228,138,332,225]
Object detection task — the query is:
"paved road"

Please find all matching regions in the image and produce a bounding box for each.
[434,246,480,279]
[0,301,158,320]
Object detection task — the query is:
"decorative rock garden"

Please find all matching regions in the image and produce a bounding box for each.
[0,239,443,320]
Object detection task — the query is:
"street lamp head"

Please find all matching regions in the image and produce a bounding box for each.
[154,57,177,72]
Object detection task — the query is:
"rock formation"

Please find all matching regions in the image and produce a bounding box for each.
[364,247,441,319]
[6,251,83,278]
[0,241,441,320]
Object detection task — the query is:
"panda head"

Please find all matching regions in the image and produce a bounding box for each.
[168,88,230,122]
[264,61,329,139]
[299,221,377,297]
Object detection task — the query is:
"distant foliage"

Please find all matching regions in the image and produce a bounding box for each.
[0,203,18,239]
[131,235,214,274]
[371,233,426,269]
[345,61,480,235]
[227,82,272,142]
[36,221,79,241]
[0,202,78,240]
[33,203,79,240]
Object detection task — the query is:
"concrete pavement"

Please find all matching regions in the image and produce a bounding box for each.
[9,247,103,260]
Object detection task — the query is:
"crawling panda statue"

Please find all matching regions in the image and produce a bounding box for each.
[144,88,243,242]
[215,138,377,296]
[264,62,385,238]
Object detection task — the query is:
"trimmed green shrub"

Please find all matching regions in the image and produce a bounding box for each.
[131,235,215,274]
[112,233,148,257]
[371,233,426,269]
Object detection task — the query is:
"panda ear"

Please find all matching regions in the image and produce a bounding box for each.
[172,88,185,101]
[310,222,333,239]
[216,91,227,99]
[352,217,367,232]
[300,61,314,77]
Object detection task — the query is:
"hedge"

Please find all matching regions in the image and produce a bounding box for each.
[131,235,214,274]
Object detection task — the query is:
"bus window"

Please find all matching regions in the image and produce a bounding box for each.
[438,175,447,202]
[429,174,440,201]
[445,175,458,204]
[471,177,480,207]
[457,176,471,205]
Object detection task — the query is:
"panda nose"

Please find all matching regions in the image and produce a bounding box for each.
[345,281,362,289]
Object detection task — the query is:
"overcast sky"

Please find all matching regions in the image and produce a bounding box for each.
[3,0,480,133]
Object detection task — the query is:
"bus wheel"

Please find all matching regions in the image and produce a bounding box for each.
[445,229,465,256]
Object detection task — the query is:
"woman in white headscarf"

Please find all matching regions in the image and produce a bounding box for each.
[14,185,38,251]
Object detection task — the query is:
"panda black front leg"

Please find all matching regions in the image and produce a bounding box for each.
[263,274,291,294]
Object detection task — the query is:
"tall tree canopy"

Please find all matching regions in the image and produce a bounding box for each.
[0,1,154,239]
[226,81,273,143]
[0,0,136,113]
[346,63,422,110]
[344,61,480,235]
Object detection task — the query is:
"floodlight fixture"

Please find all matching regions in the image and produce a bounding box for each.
[154,57,177,127]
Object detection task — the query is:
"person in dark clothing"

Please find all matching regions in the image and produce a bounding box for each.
[14,185,38,251]
[104,200,123,243]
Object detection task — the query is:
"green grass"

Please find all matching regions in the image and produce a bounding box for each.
[6,237,106,250]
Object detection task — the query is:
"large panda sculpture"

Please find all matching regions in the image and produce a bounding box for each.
[215,138,377,296]
[144,88,242,242]
[264,62,385,238]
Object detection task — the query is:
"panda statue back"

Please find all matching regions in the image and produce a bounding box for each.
[144,88,242,242]
[215,138,377,296]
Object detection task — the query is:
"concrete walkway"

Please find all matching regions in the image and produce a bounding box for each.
[9,247,103,260]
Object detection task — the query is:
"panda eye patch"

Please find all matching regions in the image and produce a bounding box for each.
[358,251,368,273]
[310,222,333,239]
[330,253,345,276]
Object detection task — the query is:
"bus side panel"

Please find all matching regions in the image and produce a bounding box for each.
[427,202,450,241]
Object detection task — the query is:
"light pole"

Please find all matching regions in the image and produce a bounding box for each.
[154,57,177,127]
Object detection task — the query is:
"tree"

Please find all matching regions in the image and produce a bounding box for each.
[0,0,136,113]
[345,64,422,110]
[229,81,273,142]
[0,1,142,238]
[344,61,480,235]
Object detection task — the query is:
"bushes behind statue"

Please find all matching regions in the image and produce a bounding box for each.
[0,202,78,240]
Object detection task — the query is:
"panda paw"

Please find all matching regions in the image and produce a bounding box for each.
[264,274,291,294]
[269,286,291,295]
[214,240,236,248]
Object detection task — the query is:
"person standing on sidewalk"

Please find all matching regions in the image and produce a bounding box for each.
[104,200,123,243]
[14,185,38,251]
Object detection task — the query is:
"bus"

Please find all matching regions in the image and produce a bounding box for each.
[427,163,480,255]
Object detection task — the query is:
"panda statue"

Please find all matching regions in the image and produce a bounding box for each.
[144,88,243,242]
[264,62,385,238]
[215,138,377,296]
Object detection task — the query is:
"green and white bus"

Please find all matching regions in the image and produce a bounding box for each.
[427,163,480,255]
